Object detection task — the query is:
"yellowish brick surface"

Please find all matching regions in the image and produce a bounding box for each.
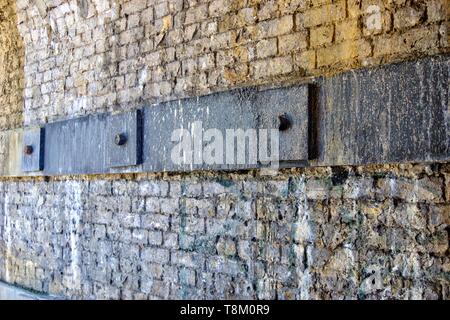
[0,0,23,130]
[0,0,448,127]
[317,39,372,67]
[310,24,334,47]
[335,19,361,41]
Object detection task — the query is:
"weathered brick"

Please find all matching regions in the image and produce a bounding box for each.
[139,181,169,197]
[185,4,208,24]
[216,237,236,256]
[148,230,163,246]
[317,39,372,67]
[207,256,243,275]
[310,25,334,47]
[121,0,147,15]
[335,19,361,41]
[257,15,294,39]
[306,178,331,200]
[142,247,170,264]
[256,38,277,58]
[258,0,279,21]
[278,32,307,53]
[155,2,169,19]
[141,213,169,230]
[179,268,196,286]
[295,2,345,28]
[252,56,293,79]
[172,251,205,268]
[393,5,425,31]
[294,50,316,71]
[426,0,446,23]
[160,198,180,214]
[209,0,234,18]
[373,26,440,57]
[131,228,148,245]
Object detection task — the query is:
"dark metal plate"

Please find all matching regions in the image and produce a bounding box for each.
[2,55,446,177]
[142,85,309,172]
[44,114,108,175]
[21,127,44,172]
[107,110,142,168]
[313,55,449,166]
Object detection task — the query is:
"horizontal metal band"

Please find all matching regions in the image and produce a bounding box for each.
[312,54,449,166]
[0,55,448,177]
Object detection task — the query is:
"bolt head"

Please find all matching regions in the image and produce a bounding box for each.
[278,114,292,131]
[24,145,34,155]
[115,133,127,146]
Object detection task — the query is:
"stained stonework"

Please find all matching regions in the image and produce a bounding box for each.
[0,0,24,130]
[0,0,449,300]
[12,0,449,126]
[0,164,448,299]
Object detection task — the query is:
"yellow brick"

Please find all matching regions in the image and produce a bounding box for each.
[309,0,333,7]
[295,2,346,28]
[252,56,293,79]
[317,39,372,67]
[278,32,308,53]
[373,25,440,57]
[310,25,334,47]
[347,0,362,18]
[335,19,361,42]
[257,15,294,39]
[294,50,316,71]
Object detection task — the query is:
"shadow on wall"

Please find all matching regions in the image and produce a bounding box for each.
[0,0,24,131]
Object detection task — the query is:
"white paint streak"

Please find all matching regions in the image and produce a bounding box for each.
[3,194,12,283]
[67,181,83,293]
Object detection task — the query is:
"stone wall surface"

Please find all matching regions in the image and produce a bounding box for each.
[12,0,449,126]
[0,164,449,299]
[0,0,448,299]
[0,0,23,130]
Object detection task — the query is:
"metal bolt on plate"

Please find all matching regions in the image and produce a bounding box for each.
[24,145,34,155]
[115,133,127,146]
[278,113,292,131]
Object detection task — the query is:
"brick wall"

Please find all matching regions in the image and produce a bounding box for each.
[0,164,449,299]
[15,0,448,126]
[0,0,448,299]
[0,0,23,130]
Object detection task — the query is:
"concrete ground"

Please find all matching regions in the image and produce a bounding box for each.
[0,281,54,300]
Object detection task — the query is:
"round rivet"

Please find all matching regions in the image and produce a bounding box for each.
[278,114,292,131]
[115,133,127,146]
[24,145,34,155]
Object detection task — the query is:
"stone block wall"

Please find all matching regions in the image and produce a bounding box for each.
[0,164,449,299]
[0,0,448,299]
[0,0,23,130]
[14,0,448,126]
